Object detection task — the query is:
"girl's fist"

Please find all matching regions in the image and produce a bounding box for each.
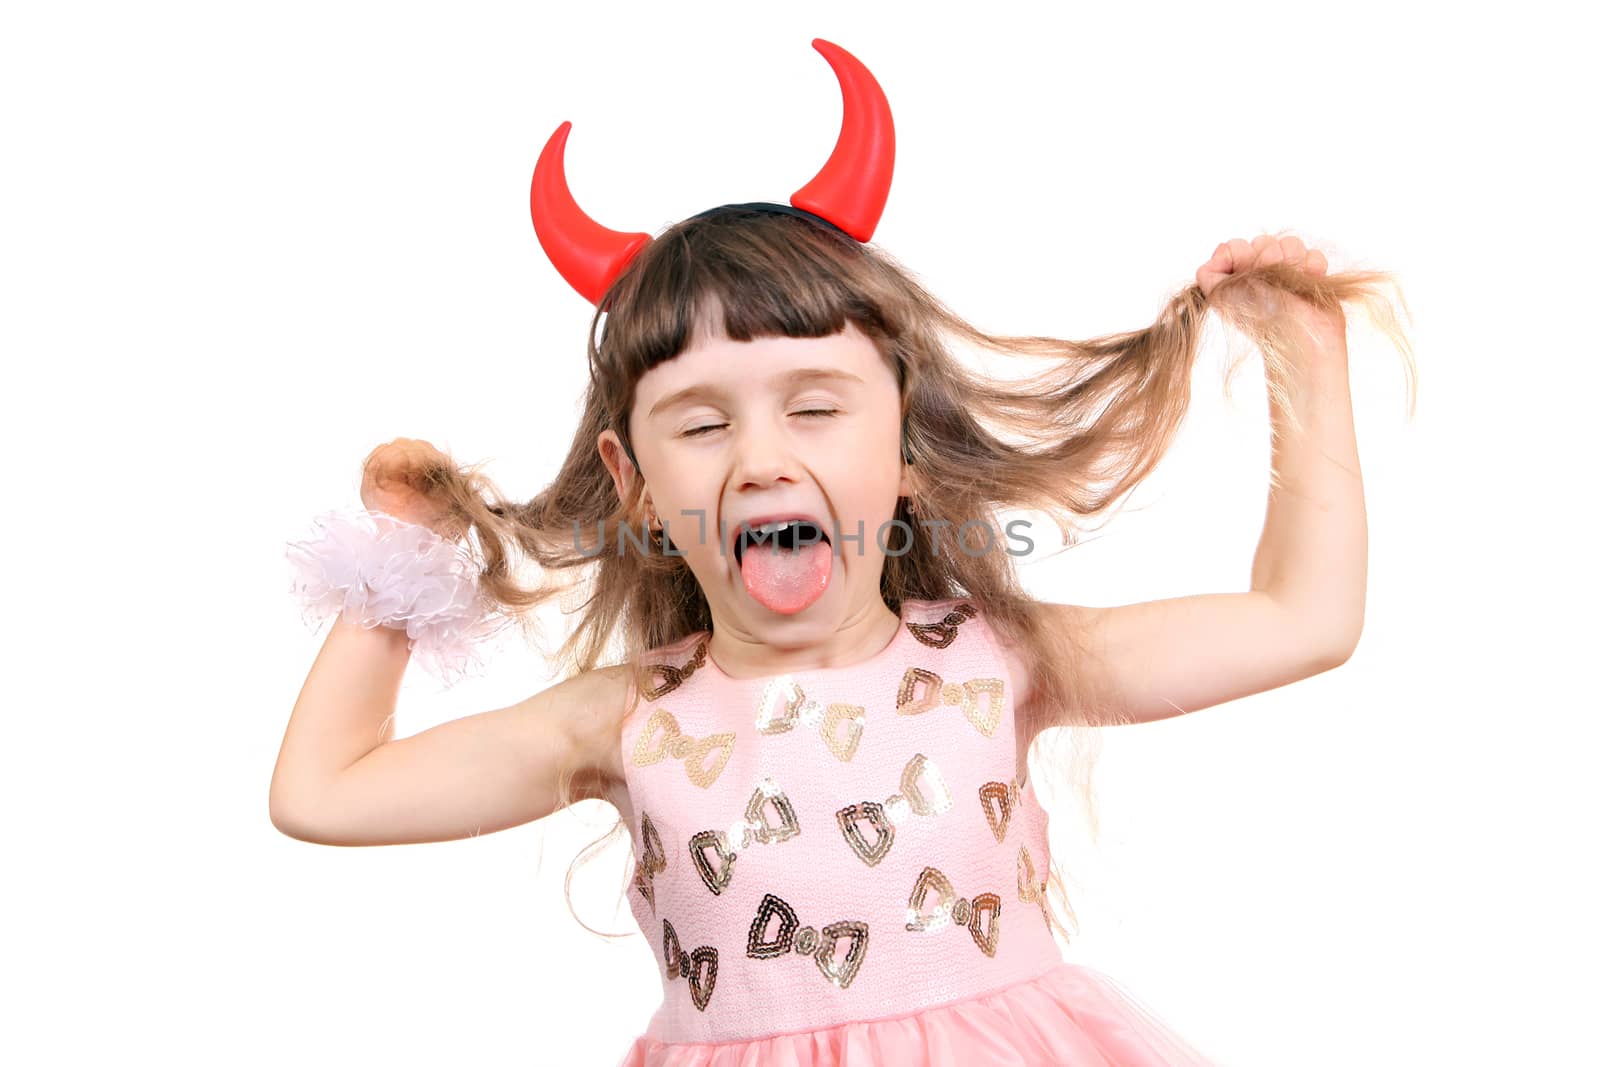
[1195,234,1327,300]
[360,437,466,540]
[1195,233,1346,348]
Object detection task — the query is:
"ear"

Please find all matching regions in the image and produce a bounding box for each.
[597,429,643,505]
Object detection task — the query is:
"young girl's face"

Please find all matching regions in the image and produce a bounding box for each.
[599,321,912,641]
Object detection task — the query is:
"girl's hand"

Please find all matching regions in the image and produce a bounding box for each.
[1196,234,1346,349]
[360,437,466,540]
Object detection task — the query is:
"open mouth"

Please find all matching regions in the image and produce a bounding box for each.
[733,519,832,565]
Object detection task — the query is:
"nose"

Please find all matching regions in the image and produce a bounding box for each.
[731,417,798,490]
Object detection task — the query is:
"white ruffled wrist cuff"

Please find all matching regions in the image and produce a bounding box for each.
[285,507,511,687]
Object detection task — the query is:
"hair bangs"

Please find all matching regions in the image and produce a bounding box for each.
[592,209,892,394]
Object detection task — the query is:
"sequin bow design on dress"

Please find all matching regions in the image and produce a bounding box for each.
[905,865,1002,958]
[1017,845,1053,927]
[687,776,801,896]
[641,637,708,701]
[835,753,952,867]
[633,811,669,914]
[631,708,736,789]
[746,891,870,990]
[662,917,718,1012]
[896,667,1006,737]
[754,675,867,762]
[978,775,1025,843]
[905,601,978,648]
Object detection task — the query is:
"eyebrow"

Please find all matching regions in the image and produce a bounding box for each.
[647,368,867,419]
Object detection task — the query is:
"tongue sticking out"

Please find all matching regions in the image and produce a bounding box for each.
[740,538,833,614]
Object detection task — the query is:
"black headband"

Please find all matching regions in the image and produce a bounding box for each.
[686,201,852,237]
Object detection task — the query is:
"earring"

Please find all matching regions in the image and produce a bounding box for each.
[904,497,917,516]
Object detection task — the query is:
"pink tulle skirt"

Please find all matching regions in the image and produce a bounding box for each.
[618,962,1219,1066]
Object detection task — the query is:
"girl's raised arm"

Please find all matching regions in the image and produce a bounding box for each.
[269,615,630,846]
[1020,236,1374,734]
[272,436,631,846]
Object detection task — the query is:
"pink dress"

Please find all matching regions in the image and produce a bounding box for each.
[616,598,1219,1065]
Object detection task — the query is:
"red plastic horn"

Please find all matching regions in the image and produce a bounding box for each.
[528,122,652,306]
[529,39,896,305]
[790,38,896,242]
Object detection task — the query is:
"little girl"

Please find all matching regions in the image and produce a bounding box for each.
[275,39,1413,1065]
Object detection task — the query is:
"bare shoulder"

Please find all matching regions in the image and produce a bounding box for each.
[985,601,1096,732]
[557,663,635,794]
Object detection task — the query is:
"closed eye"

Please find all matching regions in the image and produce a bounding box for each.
[679,410,840,438]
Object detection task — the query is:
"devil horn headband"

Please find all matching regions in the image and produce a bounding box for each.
[529,38,895,305]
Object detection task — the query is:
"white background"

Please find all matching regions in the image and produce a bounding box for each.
[4,1,1595,1064]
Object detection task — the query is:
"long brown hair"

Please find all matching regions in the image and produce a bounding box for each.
[412,205,1415,937]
